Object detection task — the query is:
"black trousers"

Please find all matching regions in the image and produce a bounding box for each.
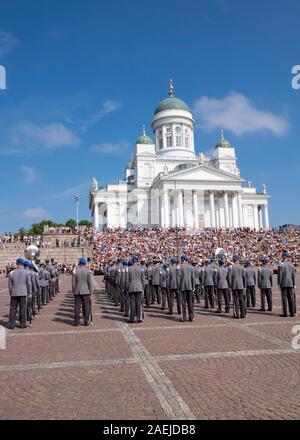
[281,287,296,317]
[161,288,167,310]
[246,286,256,307]
[129,292,142,323]
[260,288,272,311]
[9,296,26,327]
[194,285,202,303]
[181,291,194,322]
[74,295,91,325]
[144,285,151,308]
[204,286,215,308]
[217,289,230,313]
[151,285,161,304]
[41,286,49,305]
[124,290,130,317]
[232,289,246,318]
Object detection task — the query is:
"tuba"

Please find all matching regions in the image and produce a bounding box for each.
[215,247,226,259]
[24,244,40,272]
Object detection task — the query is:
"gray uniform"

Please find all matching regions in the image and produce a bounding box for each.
[230,263,246,318]
[278,261,296,317]
[258,266,273,312]
[215,266,230,313]
[150,265,161,304]
[72,266,93,325]
[203,265,215,309]
[8,267,31,328]
[160,269,169,310]
[245,266,257,308]
[193,266,202,303]
[128,264,145,323]
[179,263,195,322]
[168,265,181,315]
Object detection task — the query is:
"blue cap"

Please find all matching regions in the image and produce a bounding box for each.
[132,256,139,262]
[180,255,188,261]
[171,258,178,264]
[128,261,133,266]
[23,260,30,267]
[16,258,24,265]
[261,258,269,264]
[123,260,129,266]
[282,251,289,257]
[245,260,251,266]
[29,263,35,269]
[205,259,211,265]
[218,260,225,266]
[233,254,239,261]
[79,258,87,265]
[163,263,168,269]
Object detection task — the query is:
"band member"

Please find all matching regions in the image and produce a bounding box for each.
[258,258,273,312]
[141,260,151,309]
[72,258,93,326]
[150,259,161,305]
[202,259,215,309]
[39,262,50,305]
[168,258,181,315]
[192,261,202,304]
[160,263,169,311]
[215,260,230,313]
[128,256,145,324]
[230,255,246,319]
[278,251,296,317]
[8,258,31,329]
[179,256,195,322]
[245,260,257,308]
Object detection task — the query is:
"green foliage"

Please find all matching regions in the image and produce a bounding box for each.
[79,219,92,228]
[14,218,91,236]
[65,218,77,229]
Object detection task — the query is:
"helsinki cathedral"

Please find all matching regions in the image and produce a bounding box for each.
[89,81,270,230]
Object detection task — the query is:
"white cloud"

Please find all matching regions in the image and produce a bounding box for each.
[21,165,37,184]
[13,122,80,151]
[51,181,90,199]
[90,141,130,157]
[0,31,18,57]
[71,99,122,132]
[21,208,47,219]
[193,92,289,137]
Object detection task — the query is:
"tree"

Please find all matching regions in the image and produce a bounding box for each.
[65,219,77,229]
[79,220,92,228]
[18,227,27,237]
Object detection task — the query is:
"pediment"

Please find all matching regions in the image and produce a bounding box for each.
[161,164,242,182]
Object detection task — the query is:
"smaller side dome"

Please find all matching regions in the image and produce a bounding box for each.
[136,126,153,144]
[215,130,232,149]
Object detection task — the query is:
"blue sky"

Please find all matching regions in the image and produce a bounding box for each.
[0,0,299,233]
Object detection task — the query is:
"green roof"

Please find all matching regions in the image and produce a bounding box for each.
[154,95,191,115]
[125,158,134,169]
[136,127,153,145]
[215,130,232,149]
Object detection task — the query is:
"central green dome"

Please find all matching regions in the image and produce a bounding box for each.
[154,80,191,115]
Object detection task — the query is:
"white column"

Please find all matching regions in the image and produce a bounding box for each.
[177,190,183,227]
[258,206,263,229]
[163,189,170,229]
[264,205,269,229]
[160,193,164,227]
[253,205,259,230]
[237,192,243,227]
[232,192,238,227]
[209,191,216,227]
[93,202,99,229]
[192,190,198,229]
[224,192,229,228]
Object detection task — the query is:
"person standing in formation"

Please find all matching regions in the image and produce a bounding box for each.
[258,258,273,312]
[179,255,195,323]
[72,258,93,327]
[230,255,246,319]
[127,256,145,324]
[160,263,169,311]
[278,251,296,317]
[245,260,257,308]
[8,259,31,329]
[168,258,181,315]
[215,259,230,314]
[203,259,215,309]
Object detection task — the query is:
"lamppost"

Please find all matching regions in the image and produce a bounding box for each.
[74,194,80,230]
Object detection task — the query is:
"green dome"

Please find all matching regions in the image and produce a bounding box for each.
[126,158,134,169]
[136,128,153,145]
[215,130,232,149]
[154,96,191,115]
[154,80,191,115]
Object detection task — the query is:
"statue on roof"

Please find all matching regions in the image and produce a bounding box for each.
[92,177,98,191]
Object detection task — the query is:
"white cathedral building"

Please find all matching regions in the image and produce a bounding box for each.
[89,81,270,230]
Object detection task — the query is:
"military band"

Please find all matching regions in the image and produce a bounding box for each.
[7,249,297,330]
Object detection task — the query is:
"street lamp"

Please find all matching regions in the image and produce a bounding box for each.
[74,194,80,230]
